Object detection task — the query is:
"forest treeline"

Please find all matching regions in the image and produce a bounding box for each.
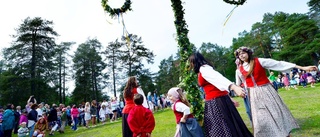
[0,1,319,106]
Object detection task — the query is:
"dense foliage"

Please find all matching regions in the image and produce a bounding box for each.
[171,0,204,121]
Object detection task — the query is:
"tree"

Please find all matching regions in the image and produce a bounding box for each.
[274,13,320,64]
[72,38,106,103]
[308,0,320,27]
[2,17,59,104]
[55,42,75,103]
[104,39,123,97]
[154,55,180,95]
[120,34,155,77]
[137,69,156,95]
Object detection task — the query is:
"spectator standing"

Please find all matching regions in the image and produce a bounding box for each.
[90,100,98,127]
[27,104,38,137]
[59,108,67,133]
[84,102,91,128]
[110,97,118,122]
[99,105,107,124]
[71,105,80,131]
[19,109,28,125]
[48,104,58,135]
[13,105,21,134]
[0,106,3,137]
[2,104,16,137]
[268,71,278,91]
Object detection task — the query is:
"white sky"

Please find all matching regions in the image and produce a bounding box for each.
[0,0,310,95]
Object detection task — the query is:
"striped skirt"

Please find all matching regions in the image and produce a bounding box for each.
[204,95,253,137]
[249,84,299,137]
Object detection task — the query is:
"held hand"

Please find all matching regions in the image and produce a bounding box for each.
[305,66,318,71]
[230,98,240,107]
[298,66,317,71]
[230,84,246,98]
[180,117,186,123]
[146,133,151,137]
[137,133,141,137]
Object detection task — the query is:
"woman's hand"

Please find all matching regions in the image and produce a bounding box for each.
[230,97,240,107]
[230,84,246,98]
[296,65,318,71]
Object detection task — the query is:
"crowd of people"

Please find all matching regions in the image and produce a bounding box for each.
[269,69,320,91]
[1,47,319,137]
[0,94,131,137]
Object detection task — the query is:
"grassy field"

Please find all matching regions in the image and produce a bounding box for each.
[13,83,320,137]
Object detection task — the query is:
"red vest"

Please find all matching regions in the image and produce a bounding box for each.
[239,58,270,87]
[198,73,228,100]
[173,100,194,124]
[122,88,138,114]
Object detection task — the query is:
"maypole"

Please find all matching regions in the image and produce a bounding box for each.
[101,0,246,122]
[170,0,204,121]
[170,0,246,122]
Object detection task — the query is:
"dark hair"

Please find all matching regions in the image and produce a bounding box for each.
[133,94,144,105]
[234,47,255,77]
[31,104,38,109]
[6,103,12,109]
[189,52,213,73]
[123,76,138,99]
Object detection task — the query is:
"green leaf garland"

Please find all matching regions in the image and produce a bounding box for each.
[223,0,246,5]
[101,0,132,18]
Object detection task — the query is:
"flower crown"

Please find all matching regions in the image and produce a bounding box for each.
[234,46,253,58]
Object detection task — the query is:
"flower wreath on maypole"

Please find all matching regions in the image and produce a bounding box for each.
[101,0,132,48]
[101,0,132,18]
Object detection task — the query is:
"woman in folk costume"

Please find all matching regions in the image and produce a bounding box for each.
[189,52,253,137]
[234,46,317,137]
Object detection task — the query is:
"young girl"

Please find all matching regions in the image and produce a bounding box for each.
[33,117,48,137]
[90,100,97,127]
[99,105,107,124]
[84,102,91,128]
[110,97,118,122]
[282,73,290,90]
[234,46,317,137]
[167,87,204,137]
[307,70,316,87]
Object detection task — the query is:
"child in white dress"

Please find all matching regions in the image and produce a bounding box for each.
[99,105,107,124]
[84,102,91,128]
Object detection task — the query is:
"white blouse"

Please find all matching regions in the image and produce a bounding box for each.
[172,102,191,115]
[235,58,296,86]
[200,64,233,92]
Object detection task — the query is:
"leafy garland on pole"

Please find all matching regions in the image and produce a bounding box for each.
[101,0,132,18]
[170,0,204,122]
[223,0,246,5]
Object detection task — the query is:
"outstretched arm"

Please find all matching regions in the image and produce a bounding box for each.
[295,65,318,72]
